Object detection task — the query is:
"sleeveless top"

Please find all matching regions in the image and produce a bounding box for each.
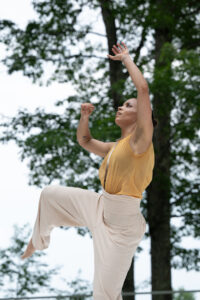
[98,133,155,199]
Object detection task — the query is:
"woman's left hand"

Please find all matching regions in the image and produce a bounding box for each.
[107,42,129,61]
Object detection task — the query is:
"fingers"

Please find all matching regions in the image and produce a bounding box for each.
[112,46,119,55]
[107,42,128,60]
[121,41,127,49]
[82,104,94,111]
[107,54,117,60]
[117,43,123,51]
[115,42,126,51]
[81,103,94,108]
[81,103,95,115]
[110,42,127,55]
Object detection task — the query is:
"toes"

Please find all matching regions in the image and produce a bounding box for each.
[21,253,26,260]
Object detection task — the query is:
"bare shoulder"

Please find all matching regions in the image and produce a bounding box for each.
[78,138,116,158]
[106,141,116,148]
[103,141,116,154]
[130,125,154,155]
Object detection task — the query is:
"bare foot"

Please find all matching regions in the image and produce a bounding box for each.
[21,239,36,259]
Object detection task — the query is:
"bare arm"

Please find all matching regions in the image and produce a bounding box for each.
[108,42,153,139]
[76,103,115,157]
[77,115,92,145]
[122,54,148,90]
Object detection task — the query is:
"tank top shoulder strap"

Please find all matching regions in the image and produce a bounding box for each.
[103,141,119,189]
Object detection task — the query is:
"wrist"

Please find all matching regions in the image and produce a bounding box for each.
[80,115,89,122]
[121,54,132,63]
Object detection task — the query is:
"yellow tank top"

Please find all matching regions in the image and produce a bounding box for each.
[99,133,155,199]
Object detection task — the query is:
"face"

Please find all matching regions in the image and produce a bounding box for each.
[115,98,137,127]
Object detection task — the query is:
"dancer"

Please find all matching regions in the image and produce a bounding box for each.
[21,42,156,300]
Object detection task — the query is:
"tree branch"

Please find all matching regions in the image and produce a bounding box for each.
[171,213,200,218]
[61,54,106,60]
[6,54,107,65]
[133,26,148,64]
[87,31,106,37]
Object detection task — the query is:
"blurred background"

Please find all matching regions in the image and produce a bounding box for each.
[0,0,199,299]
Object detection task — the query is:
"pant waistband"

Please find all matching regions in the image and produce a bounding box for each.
[101,189,141,227]
[102,188,141,201]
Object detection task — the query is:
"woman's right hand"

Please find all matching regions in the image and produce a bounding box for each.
[81,103,95,118]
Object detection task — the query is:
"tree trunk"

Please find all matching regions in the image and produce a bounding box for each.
[99,0,136,294]
[99,0,126,110]
[122,257,135,300]
[147,27,173,300]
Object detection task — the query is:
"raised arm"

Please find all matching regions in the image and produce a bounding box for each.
[108,42,147,90]
[76,103,115,157]
[108,42,153,136]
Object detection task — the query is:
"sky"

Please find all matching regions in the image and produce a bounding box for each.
[0,0,200,298]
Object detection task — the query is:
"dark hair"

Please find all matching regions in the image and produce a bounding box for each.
[152,111,158,128]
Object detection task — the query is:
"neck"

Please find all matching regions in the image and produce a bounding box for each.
[119,123,137,140]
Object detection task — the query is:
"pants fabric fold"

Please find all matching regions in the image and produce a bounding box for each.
[31,184,146,300]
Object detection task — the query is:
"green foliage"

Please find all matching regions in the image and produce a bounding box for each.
[173,287,196,300]
[57,269,93,300]
[0,223,60,296]
[0,0,199,283]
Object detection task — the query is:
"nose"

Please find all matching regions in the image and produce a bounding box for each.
[118,106,123,111]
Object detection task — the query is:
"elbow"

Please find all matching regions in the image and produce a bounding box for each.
[77,138,81,146]
[77,136,84,146]
[76,134,83,146]
[77,135,91,146]
[77,138,84,147]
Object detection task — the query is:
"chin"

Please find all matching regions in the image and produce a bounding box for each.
[115,118,121,127]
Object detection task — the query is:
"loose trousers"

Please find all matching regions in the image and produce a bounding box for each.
[31,185,146,300]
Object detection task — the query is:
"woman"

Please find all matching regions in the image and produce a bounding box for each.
[21,42,157,299]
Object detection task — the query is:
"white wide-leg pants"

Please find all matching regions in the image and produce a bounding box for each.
[31,185,146,300]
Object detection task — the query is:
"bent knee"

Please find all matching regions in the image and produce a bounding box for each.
[41,185,60,200]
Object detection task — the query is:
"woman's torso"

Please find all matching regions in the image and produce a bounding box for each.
[98,133,155,199]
